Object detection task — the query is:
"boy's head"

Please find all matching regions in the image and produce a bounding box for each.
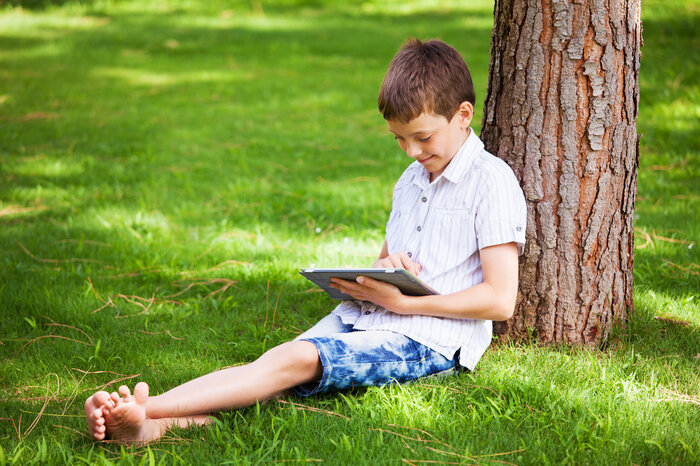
[378,38,475,124]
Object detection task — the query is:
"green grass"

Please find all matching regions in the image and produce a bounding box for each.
[1,0,698,464]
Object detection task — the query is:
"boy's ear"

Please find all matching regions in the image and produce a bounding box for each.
[457,101,474,128]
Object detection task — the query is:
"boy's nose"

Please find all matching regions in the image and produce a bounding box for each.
[406,142,422,159]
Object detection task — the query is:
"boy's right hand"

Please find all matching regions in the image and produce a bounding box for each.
[372,252,422,277]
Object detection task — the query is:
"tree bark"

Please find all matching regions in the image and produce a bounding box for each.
[481,0,641,344]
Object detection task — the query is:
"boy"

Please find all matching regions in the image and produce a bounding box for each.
[84,38,526,443]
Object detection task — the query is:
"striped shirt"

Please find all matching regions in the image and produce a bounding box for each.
[332,130,527,370]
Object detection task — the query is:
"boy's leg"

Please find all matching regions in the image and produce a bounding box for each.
[85,340,321,443]
[146,340,321,416]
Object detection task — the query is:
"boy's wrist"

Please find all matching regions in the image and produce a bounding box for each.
[393,294,418,315]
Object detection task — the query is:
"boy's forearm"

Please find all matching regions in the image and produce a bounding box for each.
[395,281,515,321]
[393,243,520,321]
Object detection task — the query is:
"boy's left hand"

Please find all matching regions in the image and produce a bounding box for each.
[329,276,407,313]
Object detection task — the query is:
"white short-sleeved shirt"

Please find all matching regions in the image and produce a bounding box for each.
[332,130,527,370]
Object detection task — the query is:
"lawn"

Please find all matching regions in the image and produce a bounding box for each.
[0,0,698,464]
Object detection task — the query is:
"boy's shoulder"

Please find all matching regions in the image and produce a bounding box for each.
[471,148,520,185]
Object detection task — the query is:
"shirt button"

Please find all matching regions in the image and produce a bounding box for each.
[416,226,421,232]
[364,311,371,315]
[407,252,412,258]
[421,197,427,203]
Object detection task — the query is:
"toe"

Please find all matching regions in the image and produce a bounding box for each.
[93,390,112,406]
[133,382,149,404]
[92,408,102,419]
[118,385,132,401]
[111,392,120,404]
[84,395,94,413]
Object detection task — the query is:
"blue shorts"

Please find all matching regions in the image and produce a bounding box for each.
[292,314,456,396]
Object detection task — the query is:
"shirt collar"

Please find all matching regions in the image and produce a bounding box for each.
[408,128,482,188]
[440,128,482,184]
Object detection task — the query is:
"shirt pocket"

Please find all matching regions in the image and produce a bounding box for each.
[425,207,477,271]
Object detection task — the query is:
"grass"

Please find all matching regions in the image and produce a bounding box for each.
[0,0,698,463]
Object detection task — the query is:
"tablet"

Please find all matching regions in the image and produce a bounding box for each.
[300,268,439,301]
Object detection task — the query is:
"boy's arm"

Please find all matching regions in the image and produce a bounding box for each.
[330,242,519,321]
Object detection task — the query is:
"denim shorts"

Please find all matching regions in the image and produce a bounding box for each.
[292,314,456,396]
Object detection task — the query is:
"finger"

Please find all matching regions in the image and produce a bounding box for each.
[388,255,405,269]
[397,255,419,275]
[356,276,377,288]
[330,279,362,298]
[357,277,400,297]
[330,278,357,289]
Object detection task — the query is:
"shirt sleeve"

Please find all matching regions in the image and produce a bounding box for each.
[474,163,527,254]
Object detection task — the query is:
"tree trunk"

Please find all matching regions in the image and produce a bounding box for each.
[481,0,641,344]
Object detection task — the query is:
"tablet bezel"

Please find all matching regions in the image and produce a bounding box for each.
[299,267,439,301]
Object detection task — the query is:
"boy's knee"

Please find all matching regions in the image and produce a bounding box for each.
[260,340,321,378]
[282,341,321,371]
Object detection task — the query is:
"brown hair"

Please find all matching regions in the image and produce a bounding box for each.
[378,38,475,123]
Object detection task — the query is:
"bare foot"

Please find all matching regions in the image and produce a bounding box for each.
[100,382,163,444]
[89,382,214,444]
[84,390,114,440]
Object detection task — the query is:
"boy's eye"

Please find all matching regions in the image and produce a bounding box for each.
[419,136,432,143]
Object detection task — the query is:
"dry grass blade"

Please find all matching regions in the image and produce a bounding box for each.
[401,438,417,454]
[72,368,135,377]
[385,423,455,450]
[61,365,90,415]
[138,329,187,340]
[19,111,59,121]
[0,204,47,217]
[634,228,654,250]
[88,277,105,303]
[276,460,322,463]
[101,265,163,279]
[92,297,116,313]
[277,399,351,420]
[17,241,101,264]
[11,374,59,440]
[53,424,91,439]
[650,158,689,171]
[415,382,464,394]
[43,323,94,345]
[655,389,700,407]
[107,292,182,318]
[476,448,526,459]
[303,287,324,293]
[370,428,434,445]
[652,232,693,245]
[662,259,699,276]
[654,315,692,327]
[17,334,94,355]
[402,460,461,465]
[179,260,249,276]
[165,278,237,300]
[96,373,141,392]
[203,279,236,300]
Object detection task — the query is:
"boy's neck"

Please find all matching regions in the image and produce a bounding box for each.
[428,127,472,183]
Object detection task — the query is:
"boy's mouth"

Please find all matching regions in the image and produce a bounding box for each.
[418,155,435,164]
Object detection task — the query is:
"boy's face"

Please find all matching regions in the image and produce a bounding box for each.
[386,102,473,181]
